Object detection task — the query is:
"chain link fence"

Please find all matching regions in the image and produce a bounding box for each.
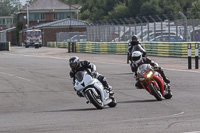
[56,14,200,43]
[56,32,87,42]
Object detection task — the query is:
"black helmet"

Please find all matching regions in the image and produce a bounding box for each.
[132,35,138,41]
[69,56,80,70]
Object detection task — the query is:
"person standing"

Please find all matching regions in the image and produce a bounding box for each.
[195,32,200,41]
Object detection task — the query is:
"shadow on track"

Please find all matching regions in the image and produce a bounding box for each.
[118,99,158,104]
[111,73,133,75]
[36,108,103,113]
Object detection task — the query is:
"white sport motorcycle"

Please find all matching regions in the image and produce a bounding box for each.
[74,70,117,109]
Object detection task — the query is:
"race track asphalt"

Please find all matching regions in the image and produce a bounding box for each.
[0,47,200,133]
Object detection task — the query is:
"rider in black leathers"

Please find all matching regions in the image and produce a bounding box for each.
[128,35,147,58]
[69,56,113,97]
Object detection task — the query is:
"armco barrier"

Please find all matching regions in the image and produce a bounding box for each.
[0,42,10,51]
[47,42,200,58]
[47,42,57,47]
[47,42,68,48]
[76,42,128,54]
[57,42,68,48]
[76,42,200,57]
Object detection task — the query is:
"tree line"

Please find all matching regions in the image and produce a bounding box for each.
[62,0,200,21]
[0,0,199,21]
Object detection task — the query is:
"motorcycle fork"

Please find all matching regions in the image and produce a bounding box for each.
[142,79,159,94]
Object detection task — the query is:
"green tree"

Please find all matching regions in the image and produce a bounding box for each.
[15,21,23,45]
[127,0,148,18]
[140,0,162,16]
[188,0,200,18]
[61,0,198,21]
[0,0,19,16]
[107,3,129,19]
[162,0,183,15]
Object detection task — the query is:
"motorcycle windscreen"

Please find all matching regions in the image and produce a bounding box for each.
[75,71,86,82]
[137,64,148,74]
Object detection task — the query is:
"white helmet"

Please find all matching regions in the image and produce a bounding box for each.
[131,51,143,64]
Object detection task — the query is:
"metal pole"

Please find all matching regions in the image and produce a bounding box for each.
[149,15,156,40]
[106,21,111,42]
[98,21,101,42]
[26,0,29,28]
[188,43,192,69]
[109,20,115,42]
[163,14,170,42]
[195,43,199,69]
[113,19,120,42]
[179,12,188,42]
[136,17,143,42]
[189,13,195,41]
[156,15,163,41]
[143,16,149,41]
[124,18,131,40]
[69,0,72,32]
[130,17,137,36]
[120,19,125,41]
[171,14,179,42]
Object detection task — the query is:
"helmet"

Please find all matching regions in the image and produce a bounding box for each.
[132,35,138,41]
[131,51,142,64]
[69,56,80,70]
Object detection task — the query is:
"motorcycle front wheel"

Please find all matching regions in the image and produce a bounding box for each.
[147,83,163,101]
[86,89,104,109]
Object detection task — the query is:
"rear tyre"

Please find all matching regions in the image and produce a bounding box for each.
[25,45,29,48]
[164,90,173,99]
[147,83,163,101]
[86,90,104,109]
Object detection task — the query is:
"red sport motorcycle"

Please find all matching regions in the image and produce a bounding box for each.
[136,64,173,101]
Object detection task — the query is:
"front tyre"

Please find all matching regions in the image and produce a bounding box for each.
[86,90,104,109]
[147,83,163,101]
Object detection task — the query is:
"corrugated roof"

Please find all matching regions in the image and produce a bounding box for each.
[21,0,78,11]
[0,27,16,33]
[31,18,90,29]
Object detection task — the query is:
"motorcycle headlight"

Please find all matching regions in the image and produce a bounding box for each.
[147,71,153,78]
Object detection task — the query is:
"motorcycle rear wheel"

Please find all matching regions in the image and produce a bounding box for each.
[86,90,104,109]
[148,83,163,101]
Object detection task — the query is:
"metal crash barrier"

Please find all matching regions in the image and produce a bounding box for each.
[188,43,199,69]
[0,42,10,51]
[195,43,199,69]
[68,42,76,53]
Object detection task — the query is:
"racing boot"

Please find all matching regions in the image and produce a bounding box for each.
[97,75,114,96]
[158,67,170,84]
[163,76,170,84]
